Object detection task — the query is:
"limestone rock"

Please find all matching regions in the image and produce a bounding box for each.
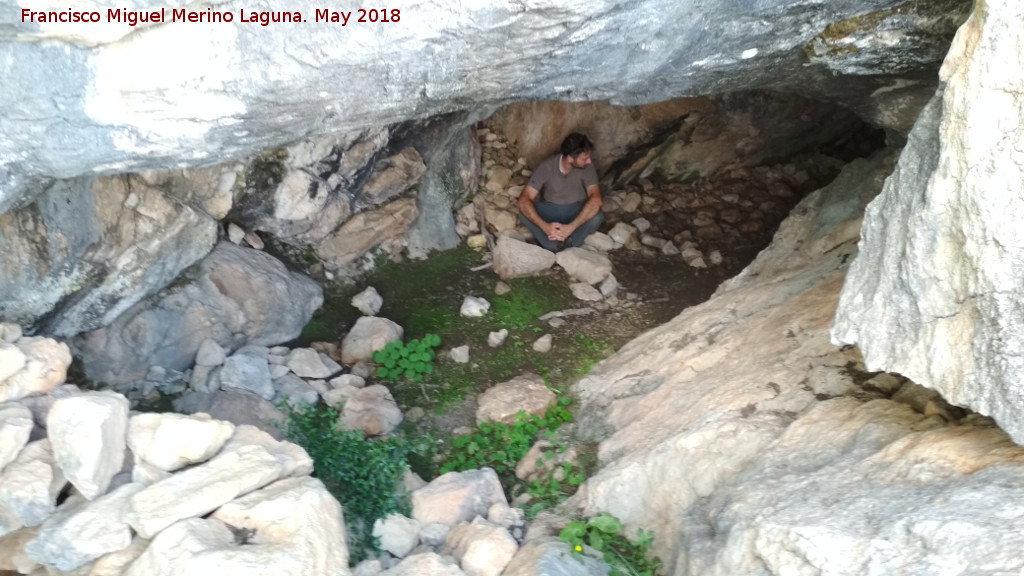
[125,431,307,539]
[315,198,419,268]
[0,440,65,534]
[341,316,404,364]
[361,147,427,206]
[599,274,619,298]
[420,522,452,549]
[493,237,556,280]
[173,390,286,441]
[0,343,26,384]
[0,404,33,473]
[76,242,322,387]
[456,203,480,237]
[331,374,367,389]
[488,329,509,348]
[0,174,220,338]
[532,335,553,353]
[381,552,467,576]
[476,373,556,425]
[411,468,507,527]
[0,527,39,575]
[285,348,333,379]
[47,391,128,500]
[0,337,71,404]
[0,324,22,344]
[210,476,349,574]
[503,538,609,576]
[555,248,612,285]
[583,232,616,252]
[352,286,384,316]
[340,385,403,436]
[89,536,150,576]
[194,339,227,367]
[219,348,274,401]
[709,249,724,265]
[570,282,603,302]
[127,412,235,472]
[607,222,637,247]
[494,281,511,295]
[832,0,1024,445]
[122,517,234,576]
[460,296,491,318]
[24,482,143,571]
[631,217,651,234]
[487,503,525,530]
[372,513,421,558]
[273,374,322,407]
[322,383,360,407]
[451,345,471,364]
[441,517,518,576]
[227,222,245,244]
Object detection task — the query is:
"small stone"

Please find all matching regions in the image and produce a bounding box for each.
[570,283,603,302]
[243,231,264,250]
[219,350,274,400]
[662,242,680,256]
[607,222,637,246]
[556,248,613,285]
[620,192,642,213]
[488,329,509,348]
[0,323,23,344]
[372,513,421,558]
[709,249,724,265]
[330,374,366,389]
[641,234,667,249]
[340,385,403,436]
[494,281,512,295]
[351,286,384,316]
[272,374,321,406]
[341,317,404,364]
[476,373,555,425]
[583,232,616,252]
[48,392,129,500]
[548,317,565,328]
[192,339,227,368]
[268,364,290,379]
[532,335,553,353]
[632,217,651,233]
[467,234,488,249]
[599,274,619,297]
[227,223,245,245]
[350,362,375,379]
[406,406,425,422]
[450,346,470,364]
[0,343,27,384]
[285,348,333,379]
[460,296,491,318]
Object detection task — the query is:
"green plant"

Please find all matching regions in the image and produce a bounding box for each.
[523,461,586,520]
[373,334,441,382]
[439,397,574,483]
[280,402,426,564]
[559,513,663,576]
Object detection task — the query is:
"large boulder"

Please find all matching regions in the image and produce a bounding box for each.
[492,237,556,279]
[832,0,1024,446]
[46,391,129,500]
[411,468,507,527]
[76,242,322,386]
[340,316,404,364]
[127,412,235,472]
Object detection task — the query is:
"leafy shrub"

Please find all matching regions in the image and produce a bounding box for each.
[373,334,441,382]
[559,513,663,576]
[439,397,573,480]
[280,402,426,564]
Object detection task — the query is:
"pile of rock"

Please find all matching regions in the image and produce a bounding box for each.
[0,327,348,575]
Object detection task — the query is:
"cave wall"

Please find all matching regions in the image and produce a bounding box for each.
[0,0,970,211]
[832,0,1024,444]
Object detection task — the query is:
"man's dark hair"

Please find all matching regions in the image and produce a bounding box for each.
[560,132,593,158]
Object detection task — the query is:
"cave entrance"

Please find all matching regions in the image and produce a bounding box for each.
[468,91,885,329]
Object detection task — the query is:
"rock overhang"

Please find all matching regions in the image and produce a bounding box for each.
[0,0,971,213]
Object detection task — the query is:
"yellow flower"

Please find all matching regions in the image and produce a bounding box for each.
[574,545,582,552]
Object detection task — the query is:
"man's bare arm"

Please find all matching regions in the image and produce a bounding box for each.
[565,184,603,234]
[517,185,555,237]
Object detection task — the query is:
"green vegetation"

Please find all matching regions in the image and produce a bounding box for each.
[559,513,663,576]
[280,402,428,564]
[373,335,441,382]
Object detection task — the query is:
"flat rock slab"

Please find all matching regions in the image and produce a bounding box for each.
[128,412,235,472]
[25,482,143,572]
[476,373,556,425]
[555,248,612,285]
[493,237,556,280]
[411,468,507,527]
[285,348,333,379]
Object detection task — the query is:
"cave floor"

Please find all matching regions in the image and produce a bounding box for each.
[298,239,757,441]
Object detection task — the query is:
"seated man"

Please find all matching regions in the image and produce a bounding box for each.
[517,132,604,252]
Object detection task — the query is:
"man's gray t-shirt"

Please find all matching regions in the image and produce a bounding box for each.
[527,155,599,205]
